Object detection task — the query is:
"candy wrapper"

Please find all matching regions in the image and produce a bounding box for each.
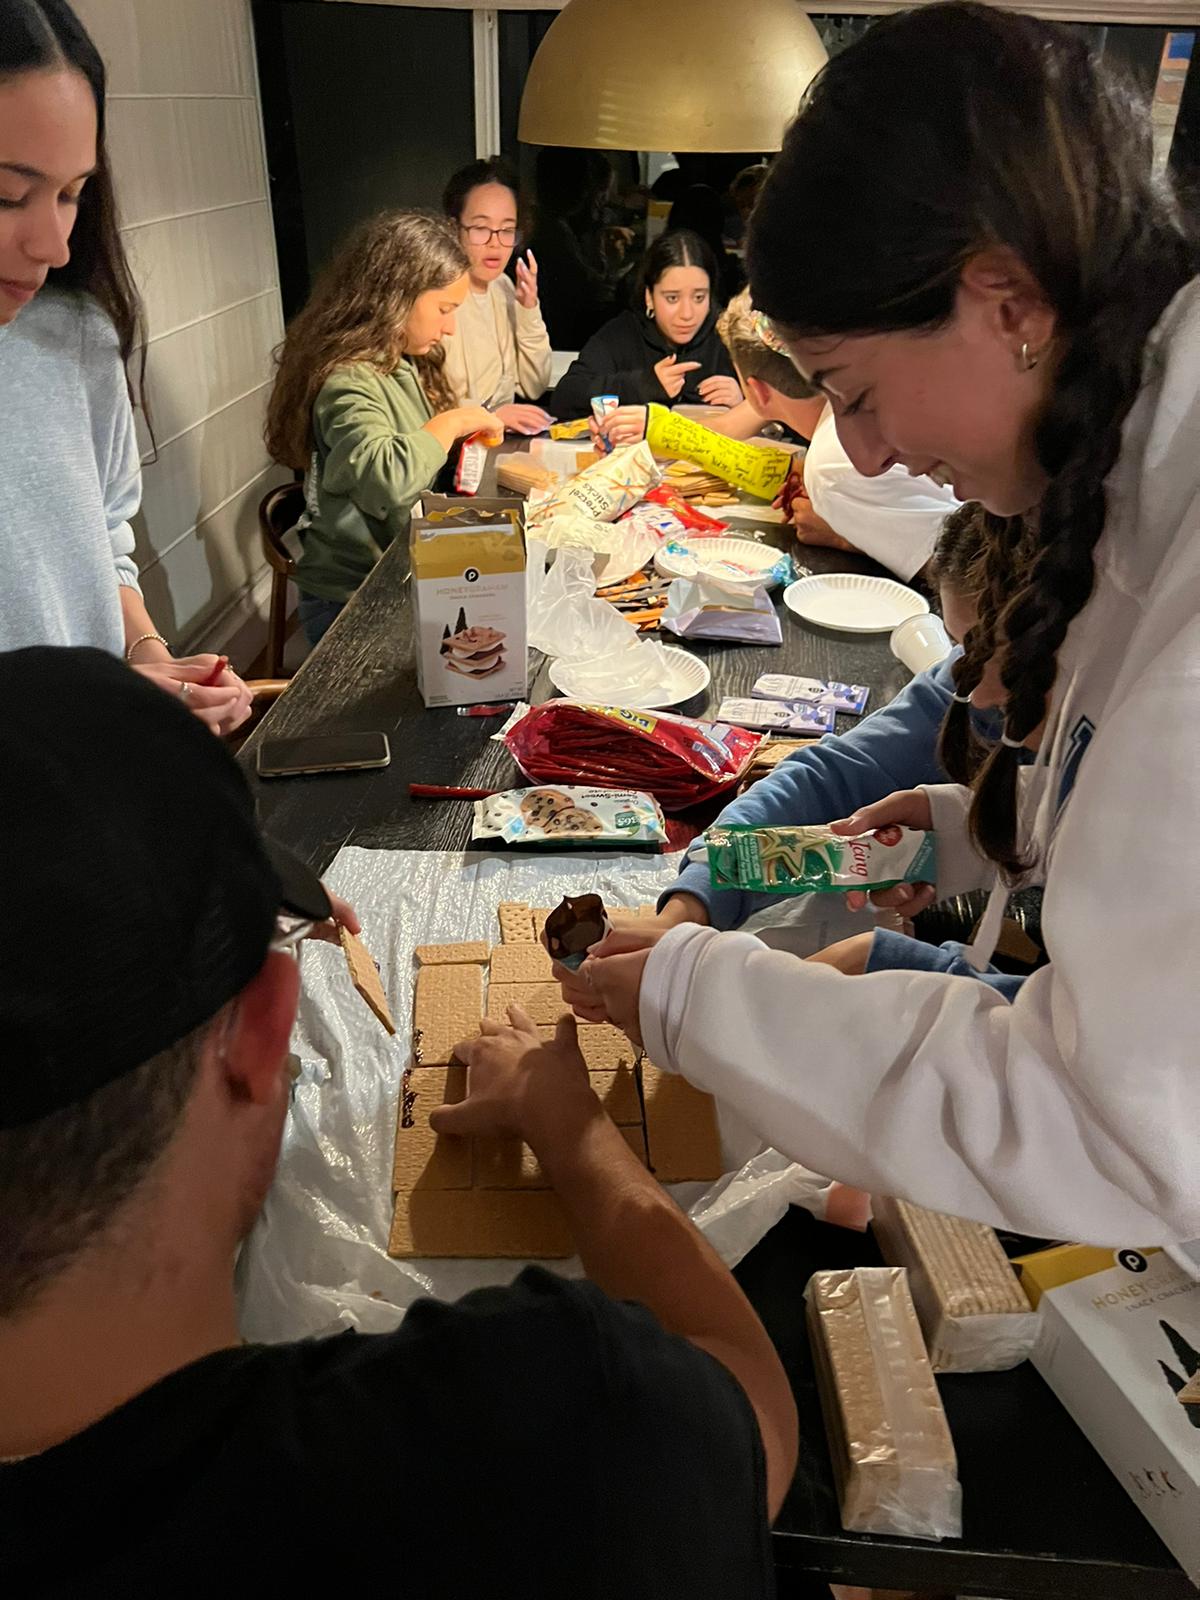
[500,701,764,809]
[643,486,730,534]
[717,697,834,735]
[543,892,612,971]
[472,786,667,849]
[706,823,936,895]
[526,440,660,530]
[549,417,592,440]
[454,435,489,495]
[753,673,870,716]
[591,394,619,454]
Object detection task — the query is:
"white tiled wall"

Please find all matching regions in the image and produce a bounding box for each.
[74,0,288,656]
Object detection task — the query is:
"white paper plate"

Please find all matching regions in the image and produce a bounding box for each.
[783,573,929,633]
[548,647,711,711]
[655,536,783,590]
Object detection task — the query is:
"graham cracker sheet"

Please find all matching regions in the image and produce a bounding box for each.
[239,847,828,1345]
[498,901,537,942]
[642,1066,724,1183]
[390,1188,574,1260]
[339,927,396,1035]
[544,1021,641,1075]
[415,941,491,966]
[413,964,483,1066]
[489,942,554,984]
[391,1066,471,1192]
[486,981,573,1026]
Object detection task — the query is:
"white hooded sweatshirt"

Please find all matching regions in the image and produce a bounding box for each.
[641,278,1200,1247]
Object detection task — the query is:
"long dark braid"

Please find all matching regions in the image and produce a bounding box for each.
[936,510,1029,791]
[748,2,1198,877]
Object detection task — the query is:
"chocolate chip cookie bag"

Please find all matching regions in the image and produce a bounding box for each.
[472,786,667,849]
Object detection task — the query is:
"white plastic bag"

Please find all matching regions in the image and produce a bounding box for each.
[526,543,679,701]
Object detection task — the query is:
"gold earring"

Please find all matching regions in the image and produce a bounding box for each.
[1020,341,1040,372]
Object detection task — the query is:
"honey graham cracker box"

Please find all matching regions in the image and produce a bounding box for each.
[410,505,527,707]
[1016,1243,1200,1583]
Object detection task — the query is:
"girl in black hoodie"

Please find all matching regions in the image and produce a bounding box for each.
[550,230,743,419]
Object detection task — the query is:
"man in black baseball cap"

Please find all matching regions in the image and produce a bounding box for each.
[0,648,795,1597]
[1,647,332,1130]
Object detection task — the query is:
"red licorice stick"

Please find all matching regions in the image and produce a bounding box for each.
[201,655,229,686]
[409,783,504,800]
[456,702,516,717]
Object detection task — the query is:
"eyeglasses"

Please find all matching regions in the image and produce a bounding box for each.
[270,911,314,955]
[461,224,519,247]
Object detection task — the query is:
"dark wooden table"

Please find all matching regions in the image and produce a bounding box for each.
[239,459,1190,1600]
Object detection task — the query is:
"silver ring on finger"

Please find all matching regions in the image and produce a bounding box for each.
[179,681,192,698]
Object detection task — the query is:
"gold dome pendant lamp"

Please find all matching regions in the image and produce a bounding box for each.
[518,0,828,153]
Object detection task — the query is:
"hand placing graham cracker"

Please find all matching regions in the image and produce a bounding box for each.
[389,900,725,1259]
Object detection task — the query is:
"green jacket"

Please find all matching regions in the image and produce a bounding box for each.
[294,359,447,603]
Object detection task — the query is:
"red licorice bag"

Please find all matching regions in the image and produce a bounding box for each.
[501,702,764,809]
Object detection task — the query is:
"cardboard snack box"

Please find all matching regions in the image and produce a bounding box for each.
[1016,1243,1200,1584]
[409,508,527,708]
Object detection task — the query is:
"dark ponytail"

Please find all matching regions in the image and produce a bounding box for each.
[0,0,147,409]
[749,1,1197,877]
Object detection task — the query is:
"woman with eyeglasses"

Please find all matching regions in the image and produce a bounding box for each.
[441,158,553,437]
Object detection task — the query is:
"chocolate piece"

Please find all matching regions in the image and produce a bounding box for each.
[543,893,610,972]
[454,605,468,636]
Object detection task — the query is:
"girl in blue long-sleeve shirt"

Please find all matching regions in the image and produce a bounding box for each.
[659,506,1028,997]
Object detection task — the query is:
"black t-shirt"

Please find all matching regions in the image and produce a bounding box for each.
[2,1269,773,1598]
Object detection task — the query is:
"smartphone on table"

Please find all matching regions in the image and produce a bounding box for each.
[256,731,390,778]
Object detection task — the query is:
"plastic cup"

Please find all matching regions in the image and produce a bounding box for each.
[890,613,951,674]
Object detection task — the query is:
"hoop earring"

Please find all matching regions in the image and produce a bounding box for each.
[1019,341,1040,372]
[645,305,654,319]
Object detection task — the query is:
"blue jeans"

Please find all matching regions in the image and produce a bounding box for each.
[297,593,345,649]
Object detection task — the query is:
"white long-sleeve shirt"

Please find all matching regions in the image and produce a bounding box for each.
[441,275,553,410]
[803,407,961,581]
[641,276,1200,1248]
[0,288,142,656]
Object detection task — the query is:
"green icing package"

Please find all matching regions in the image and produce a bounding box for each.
[706,823,936,896]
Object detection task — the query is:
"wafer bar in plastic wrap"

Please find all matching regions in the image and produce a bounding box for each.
[871,1195,1039,1374]
[806,1266,962,1541]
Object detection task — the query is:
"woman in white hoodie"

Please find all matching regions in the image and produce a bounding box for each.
[563,2,1200,1247]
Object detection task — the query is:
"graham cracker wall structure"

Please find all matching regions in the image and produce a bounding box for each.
[388,902,724,1259]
